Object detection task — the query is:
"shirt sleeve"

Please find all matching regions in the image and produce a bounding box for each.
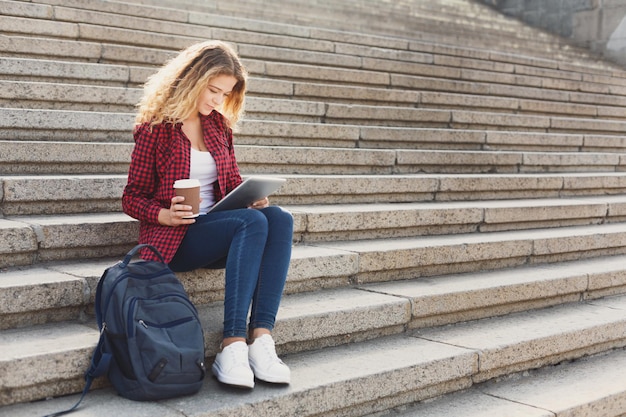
[224,126,243,195]
[122,123,164,225]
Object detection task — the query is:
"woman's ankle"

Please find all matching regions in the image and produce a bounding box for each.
[249,327,271,341]
[221,336,246,348]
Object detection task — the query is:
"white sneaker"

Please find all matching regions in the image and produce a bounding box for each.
[212,341,255,388]
[248,334,291,384]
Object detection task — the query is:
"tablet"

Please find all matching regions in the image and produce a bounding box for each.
[208,176,287,213]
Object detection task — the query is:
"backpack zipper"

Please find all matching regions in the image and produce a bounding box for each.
[127,293,200,337]
[100,268,173,329]
[138,317,194,329]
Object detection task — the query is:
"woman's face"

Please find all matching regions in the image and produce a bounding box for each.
[196,74,238,116]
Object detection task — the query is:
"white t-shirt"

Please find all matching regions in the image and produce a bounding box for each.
[189,147,218,214]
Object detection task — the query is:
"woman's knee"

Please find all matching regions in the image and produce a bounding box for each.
[264,206,293,228]
[238,208,269,231]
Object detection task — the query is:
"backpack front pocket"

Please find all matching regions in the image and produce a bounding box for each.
[129,294,206,385]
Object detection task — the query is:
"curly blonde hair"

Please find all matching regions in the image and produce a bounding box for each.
[135,40,247,127]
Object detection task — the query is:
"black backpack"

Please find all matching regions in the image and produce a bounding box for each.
[45,244,206,416]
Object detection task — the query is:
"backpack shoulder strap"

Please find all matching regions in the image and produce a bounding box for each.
[42,331,111,417]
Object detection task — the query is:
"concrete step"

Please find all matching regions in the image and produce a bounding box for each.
[4,53,626,115]
[293,196,626,241]
[174,0,529,45]
[2,46,622,110]
[4,77,626,121]
[16,0,605,67]
[319,222,626,282]
[0,213,136,268]
[321,103,626,132]
[252,59,626,109]
[3,30,625,109]
[5,124,626,155]
[396,129,626,153]
[6,223,626,318]
[3,194,626,268]
[374,343,626,417]
[0,56,150,87]
[0,141,133,174]
[4,239,626,331]
[3,6,626,89]
[2,290,625,413]
[243,148,626,174]
[3,106,626,143]
[0,80,140,112]
[3,139,626,174]
[0,244,358,330]
[0,107,132,141]
[4,172,626,216]
[4,199,599,267]
[0,142,402,175]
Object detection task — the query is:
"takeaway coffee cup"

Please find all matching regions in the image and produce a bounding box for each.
[173,179,201,218]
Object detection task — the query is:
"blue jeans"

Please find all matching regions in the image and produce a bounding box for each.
[169,206,293,339]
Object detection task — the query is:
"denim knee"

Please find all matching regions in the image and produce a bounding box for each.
[238,207,269,232]
[263,206,294,231]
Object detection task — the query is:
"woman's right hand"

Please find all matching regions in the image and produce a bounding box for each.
[158,196,196,226]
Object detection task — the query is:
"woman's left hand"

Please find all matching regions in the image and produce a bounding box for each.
[249,197,269,210]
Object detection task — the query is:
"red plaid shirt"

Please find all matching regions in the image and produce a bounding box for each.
[122,110,242,263]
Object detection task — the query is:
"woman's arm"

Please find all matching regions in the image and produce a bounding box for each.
[123,124,197,227]
[122,124,166,225]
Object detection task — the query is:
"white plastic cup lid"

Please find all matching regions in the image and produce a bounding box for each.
[173,179,201,188]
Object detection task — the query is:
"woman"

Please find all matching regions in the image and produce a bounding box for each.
[122,40,293,389]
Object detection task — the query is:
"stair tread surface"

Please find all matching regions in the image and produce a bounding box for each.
[4,294,626,416]
[3,0,626,415]
[380,348,626,416]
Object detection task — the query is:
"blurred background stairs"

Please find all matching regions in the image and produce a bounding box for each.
[2,0,626,415]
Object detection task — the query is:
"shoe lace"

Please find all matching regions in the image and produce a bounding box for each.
[257,336,282,363]
[225,343,249,367]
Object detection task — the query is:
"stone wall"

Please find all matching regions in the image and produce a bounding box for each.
[480,0,626,67]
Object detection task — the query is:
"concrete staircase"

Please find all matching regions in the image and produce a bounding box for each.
[2,0,626,415]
